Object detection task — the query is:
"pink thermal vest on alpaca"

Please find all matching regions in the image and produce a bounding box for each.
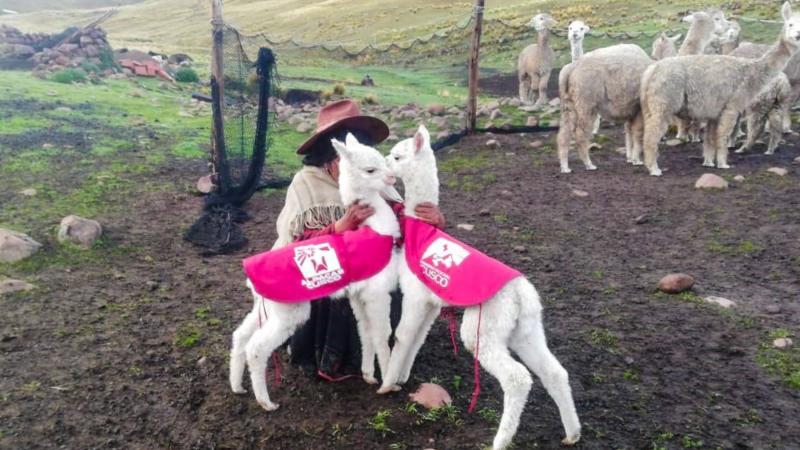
[242,226,394,303]
[403,217,522,306]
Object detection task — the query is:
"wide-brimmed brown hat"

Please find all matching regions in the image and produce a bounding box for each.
[296,99,389,155]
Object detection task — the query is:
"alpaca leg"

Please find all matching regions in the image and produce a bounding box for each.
[349,297,378,384]
[361,288,394,383]
[557,104,575,173]
[230,308,260,393]
[676,118,689,141]
[702,122,717,167]
[715,110,738,169]
[534,73,550,108]
[398,304,441,384]
[643,111,668,176]
[245,309,304,411]
[518,76,531,105]
[766,109,783,154]
[630,112,645,166]
[377,297,429,393]
[529,74,541,106]
[574,110,596,171]
[624,121,633,163]
[736,111,764,154]
[510,320,581,446]
[592,115,601,135]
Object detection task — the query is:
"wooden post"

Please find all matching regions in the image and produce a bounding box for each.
[210,0,230,193]
[466,0,485,133]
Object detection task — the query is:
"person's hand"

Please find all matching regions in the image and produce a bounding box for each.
[334,201,375,233]
[414,202,446,229]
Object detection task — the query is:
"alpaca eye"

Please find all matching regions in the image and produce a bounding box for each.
[365,168,376,174]
[394,155,401,161]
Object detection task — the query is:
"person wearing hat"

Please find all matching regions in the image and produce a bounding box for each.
[273,99,445,381]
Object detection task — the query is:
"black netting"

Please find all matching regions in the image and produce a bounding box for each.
[185,28,278,255]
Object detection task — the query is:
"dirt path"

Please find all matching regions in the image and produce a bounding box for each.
[2,124,800,449]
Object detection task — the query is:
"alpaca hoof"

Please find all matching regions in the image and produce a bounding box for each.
[377,384,401,395]
[585,164,597,171]
[734,148,745,154]
[717,163,731,169]
[562,433,581,446]
[765,150,775,155]
[258,400,280,412]
[649,168,662,177]
[560,167,572,174]
[631,160,644,166]
[231,386,247,395]
[702,161,715,167]
[363,374,379,385]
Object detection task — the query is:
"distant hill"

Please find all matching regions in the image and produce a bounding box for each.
[0,0,783,56]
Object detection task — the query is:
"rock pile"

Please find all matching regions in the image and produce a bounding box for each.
[0,24,50,58]
[29,26,115,76]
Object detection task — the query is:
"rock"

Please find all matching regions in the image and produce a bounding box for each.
[666,139,683,147]
[0,229,42,263]
[197,356,208,367]
[548,97,561,107]
[572,189,589,198]
[658,273,695,294]
[695,173,728,189]
[296,122,314,133]
[530,140,543,149]
[385,134,399,142]
[513,245,528,253]
[479,209,491,216]
[794,156,800,164]
[765,304,782,314]
[486,139,499,148]
[404,128,417,137]
[431,116,448,128]
[526,116,539,127]
[634,215,648,225]
[505,152,516,156]
[57,215,102,248]
[409,383,452,409]
[767,167,788,176]
[0,279,36,295]
[704,296,736,309]
[19,188,37,197]
[287,115,305,126]
[773,338,793,349]
[196,175,217,194]
[489,109,503,120]
[485,100,500,110]
[435,131,450,140]
[426,103,446,116]
[615,147,627,155]
[446,106,461,115]
[456,223,475,231]
[733,175,745,182]
[508,98,522,107]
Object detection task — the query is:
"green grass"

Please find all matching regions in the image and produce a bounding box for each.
[0,116,50,134]
[174,325,203,349]
[589,328,619,352]
[757,329,800,390]
[368,409,394,437]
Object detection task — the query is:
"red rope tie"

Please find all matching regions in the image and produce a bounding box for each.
[442,307,459,356]
[257,298,281,387]
[468,304,482,414]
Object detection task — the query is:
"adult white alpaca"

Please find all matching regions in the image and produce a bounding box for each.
[651,32,682,60]
[378,126,581,450]
[229,133,400,410]
[565,20,601,135]
[640,2,800,176]
[518,13,557,107]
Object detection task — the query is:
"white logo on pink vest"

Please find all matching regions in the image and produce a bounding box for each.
[294,244,345,289]
[420,238,471,287]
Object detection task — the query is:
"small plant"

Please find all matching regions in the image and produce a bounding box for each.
[677,291,702,303]
[680,435,703,448]
[175,67,199,83]
[478,407,500,424]
[623,369,639,382]
[452,375,462,391]
[363,93,379,104]
[51,68,87,84]
[591,269,604,279]
[333,82,346,96]
[174,325,202,348]
[651,431,674,450]
[320,90,333,101]
[757,329,800,389]
[589,328,618,351]
[368,409,394,436]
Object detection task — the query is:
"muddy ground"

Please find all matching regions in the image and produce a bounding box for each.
[2,108,800,449]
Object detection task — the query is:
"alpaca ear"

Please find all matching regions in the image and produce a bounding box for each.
[331,138,350,159]
[669,33,682,42]
[683,14,695,24]
[783,2,793,22]
[583,25,590,34]
[413,125,430,154]
[345,132,360,149]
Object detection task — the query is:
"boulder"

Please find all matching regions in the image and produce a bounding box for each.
[530,140,543,148]
[197,174,217,194]
[526,116,539,127]
[571,189,589,198]
[57,215,102,248]
[704,296,736,309]
[695,174,728,189]
[485,139,499,148]
[548,97,561,107]
[767,167,788,176]
[489,109,503,120]
[733,175,745,182]
[0,279,35,295]
[773,338,793,349]
[426,103,446,116]
[296,122,314,133]
[658,273,694,294]
[409,383,452,409]
[19,188,37,197]
[12,44,35,57]
[0,229,42,263]
[456,223,475,231]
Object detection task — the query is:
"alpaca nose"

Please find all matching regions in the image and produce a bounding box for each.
[385,173,397,185]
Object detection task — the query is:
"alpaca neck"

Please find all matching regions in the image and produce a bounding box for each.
[570,39,584,62]
[745,36,797,99]
[722,39,739,55]
[402,157,440,217]
[679,22,712,55]
[537,28,550,49]
[339,180,400,238]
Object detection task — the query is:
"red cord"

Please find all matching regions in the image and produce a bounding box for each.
[442,307,459,356]
[256,298,281,387]
[468,304,482,413]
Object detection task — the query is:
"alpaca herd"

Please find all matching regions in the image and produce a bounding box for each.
[548,2,800,176]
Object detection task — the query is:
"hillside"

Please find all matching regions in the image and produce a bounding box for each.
[0,0,782,56]
[0,0,142,14]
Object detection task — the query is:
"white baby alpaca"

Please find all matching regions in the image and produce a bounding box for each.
[229,133,400,411]
[378,125,581,450]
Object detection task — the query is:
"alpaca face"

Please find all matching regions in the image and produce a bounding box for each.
[721,20,740,44]
[387,125,432,180]
[568,21,590,44]
[528,13,556,31]
[331,133,396,198]
[708,9,731,36]
[782,2,800,46]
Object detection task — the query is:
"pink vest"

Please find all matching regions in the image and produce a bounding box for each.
[243,227,394,303]
[403,217,522,306]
